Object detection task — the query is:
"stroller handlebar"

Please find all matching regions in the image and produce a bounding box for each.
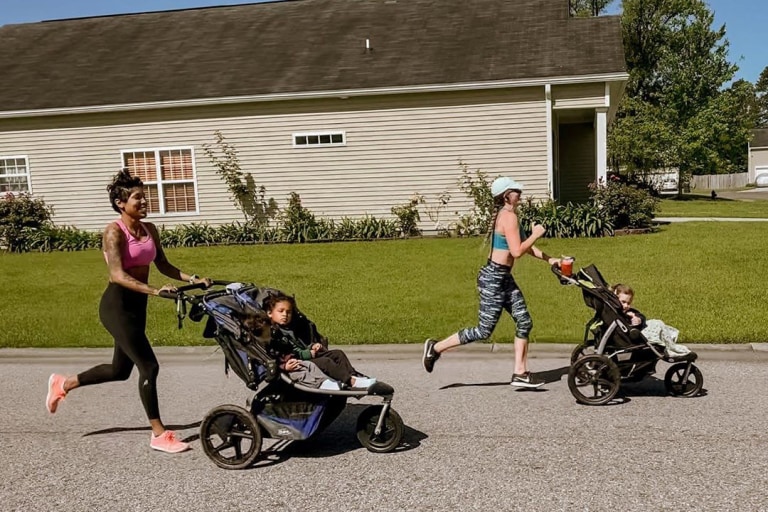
[551,263,578,285]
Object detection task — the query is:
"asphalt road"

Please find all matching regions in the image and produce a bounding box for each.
[1,346,767,512]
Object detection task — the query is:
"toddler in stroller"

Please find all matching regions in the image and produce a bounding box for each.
[553,264,704,405]
[160,281,405,469]
[264,294,377,389]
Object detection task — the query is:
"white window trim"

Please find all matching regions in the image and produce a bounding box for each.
[0,154,32,196]
[292,131,347,148]
[120,146,200,216]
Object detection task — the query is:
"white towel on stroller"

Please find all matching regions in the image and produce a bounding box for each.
[642,319,690,356]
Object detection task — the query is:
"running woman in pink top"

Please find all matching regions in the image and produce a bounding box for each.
[45,169,212,454]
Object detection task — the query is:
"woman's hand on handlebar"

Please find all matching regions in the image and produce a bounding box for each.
[548,257,562,268]
[191,276,214,288]
[156,283,177,296]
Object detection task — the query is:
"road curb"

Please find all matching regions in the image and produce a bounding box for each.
[2,342,767,362]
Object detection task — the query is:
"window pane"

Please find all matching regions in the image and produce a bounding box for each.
[319,134,331,144]
[295,136,307,145]
[124,152,157,181]
[0,175,29,193]
[308,135,319,145]
[163,183,196,213]
[160,149,193,181]
[331,134,343,143]
[144,184,160,214]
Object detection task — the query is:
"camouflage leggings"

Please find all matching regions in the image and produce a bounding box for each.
[458,260,533,343]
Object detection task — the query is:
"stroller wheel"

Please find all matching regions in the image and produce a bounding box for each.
[570,343,596,364]
[356,405,404,453]
[664,363,704,397]
[568,354,620,406]
[200,404,262,470]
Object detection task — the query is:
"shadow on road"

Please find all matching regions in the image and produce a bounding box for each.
[439,365,570,390]
[82,421,201,437]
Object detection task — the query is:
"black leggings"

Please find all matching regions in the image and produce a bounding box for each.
[78,283,160,420]
[311,350,357,385]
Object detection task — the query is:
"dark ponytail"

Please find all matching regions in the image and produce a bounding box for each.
[107,168,143,213]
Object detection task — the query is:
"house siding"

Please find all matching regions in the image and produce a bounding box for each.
[551,83,606,110]
[0,87,549,231]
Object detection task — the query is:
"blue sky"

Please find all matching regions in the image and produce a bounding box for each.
[1,0,764,83]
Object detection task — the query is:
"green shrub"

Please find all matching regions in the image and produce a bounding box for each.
[455,162,494,236]
[391,197,421,237]
[280,192,319,243]
[518,199,614,238]
[589,177,659,229]
[0,193,54,252]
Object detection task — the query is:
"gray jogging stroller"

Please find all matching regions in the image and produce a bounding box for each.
[161,281,404,469]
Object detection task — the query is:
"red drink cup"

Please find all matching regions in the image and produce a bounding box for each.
[561,256,574,277]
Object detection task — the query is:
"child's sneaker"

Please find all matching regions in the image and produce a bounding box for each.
[511,372,545,389]
[150,430,190,453]
[351,377,376,388]
[46,374,67,414]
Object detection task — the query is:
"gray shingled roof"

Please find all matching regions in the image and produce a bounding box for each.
[752,129,768,148]
[0,0,625,112]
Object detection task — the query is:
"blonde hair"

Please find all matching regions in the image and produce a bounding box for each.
[611,283,634,298]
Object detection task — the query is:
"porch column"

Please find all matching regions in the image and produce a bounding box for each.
[595,107,608,184]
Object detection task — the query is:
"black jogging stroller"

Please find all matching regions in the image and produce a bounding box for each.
[552,264,704,406]
[161,281,404,469]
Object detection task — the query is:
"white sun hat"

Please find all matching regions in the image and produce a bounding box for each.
[490,177,524,197]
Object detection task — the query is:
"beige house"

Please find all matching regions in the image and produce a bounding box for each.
[0,0,627,231]
[749,128,768,185]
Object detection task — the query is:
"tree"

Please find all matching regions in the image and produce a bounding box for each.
[755,66,768,128]
[570,0,614,17]
[609,0,753,191]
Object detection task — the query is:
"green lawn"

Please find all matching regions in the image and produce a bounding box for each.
[658,194,768,218]
[1,222,765,347]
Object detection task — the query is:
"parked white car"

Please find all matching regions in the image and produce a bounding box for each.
[756,173,768,188]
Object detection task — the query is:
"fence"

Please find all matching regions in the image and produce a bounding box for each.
[690,173,749,190]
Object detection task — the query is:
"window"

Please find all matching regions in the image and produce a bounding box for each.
[122,148,198,215]
[0,156,31,194]
[293,131,346,147]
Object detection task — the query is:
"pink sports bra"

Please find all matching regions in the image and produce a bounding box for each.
[104,219,157,269]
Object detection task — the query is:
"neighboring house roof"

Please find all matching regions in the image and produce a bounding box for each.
[751,128,768,148]
[0,0,626,112]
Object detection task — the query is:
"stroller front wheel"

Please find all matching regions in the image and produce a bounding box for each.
[356,405,404,453]
[664,363,703,397]
[200,404,263,470]
[568,354,621,406]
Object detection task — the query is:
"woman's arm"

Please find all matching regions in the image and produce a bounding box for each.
[144,223,205,284]
[501,212,545,259]
[103,223,160,295]
[527,244,560,266]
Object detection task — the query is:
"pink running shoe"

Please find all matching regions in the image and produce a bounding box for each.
[46,374,67,414]
[150,430,190,453]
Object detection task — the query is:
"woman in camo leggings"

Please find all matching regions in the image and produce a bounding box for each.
[422,177,561,388]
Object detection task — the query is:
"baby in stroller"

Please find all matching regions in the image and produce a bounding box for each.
[611,283,690,357]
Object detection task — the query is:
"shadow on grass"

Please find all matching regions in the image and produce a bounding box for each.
[662,194,736,202]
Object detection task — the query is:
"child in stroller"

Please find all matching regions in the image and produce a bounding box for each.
[264,293,376,389]
[160,281,405,469]
[553,264,704,405]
